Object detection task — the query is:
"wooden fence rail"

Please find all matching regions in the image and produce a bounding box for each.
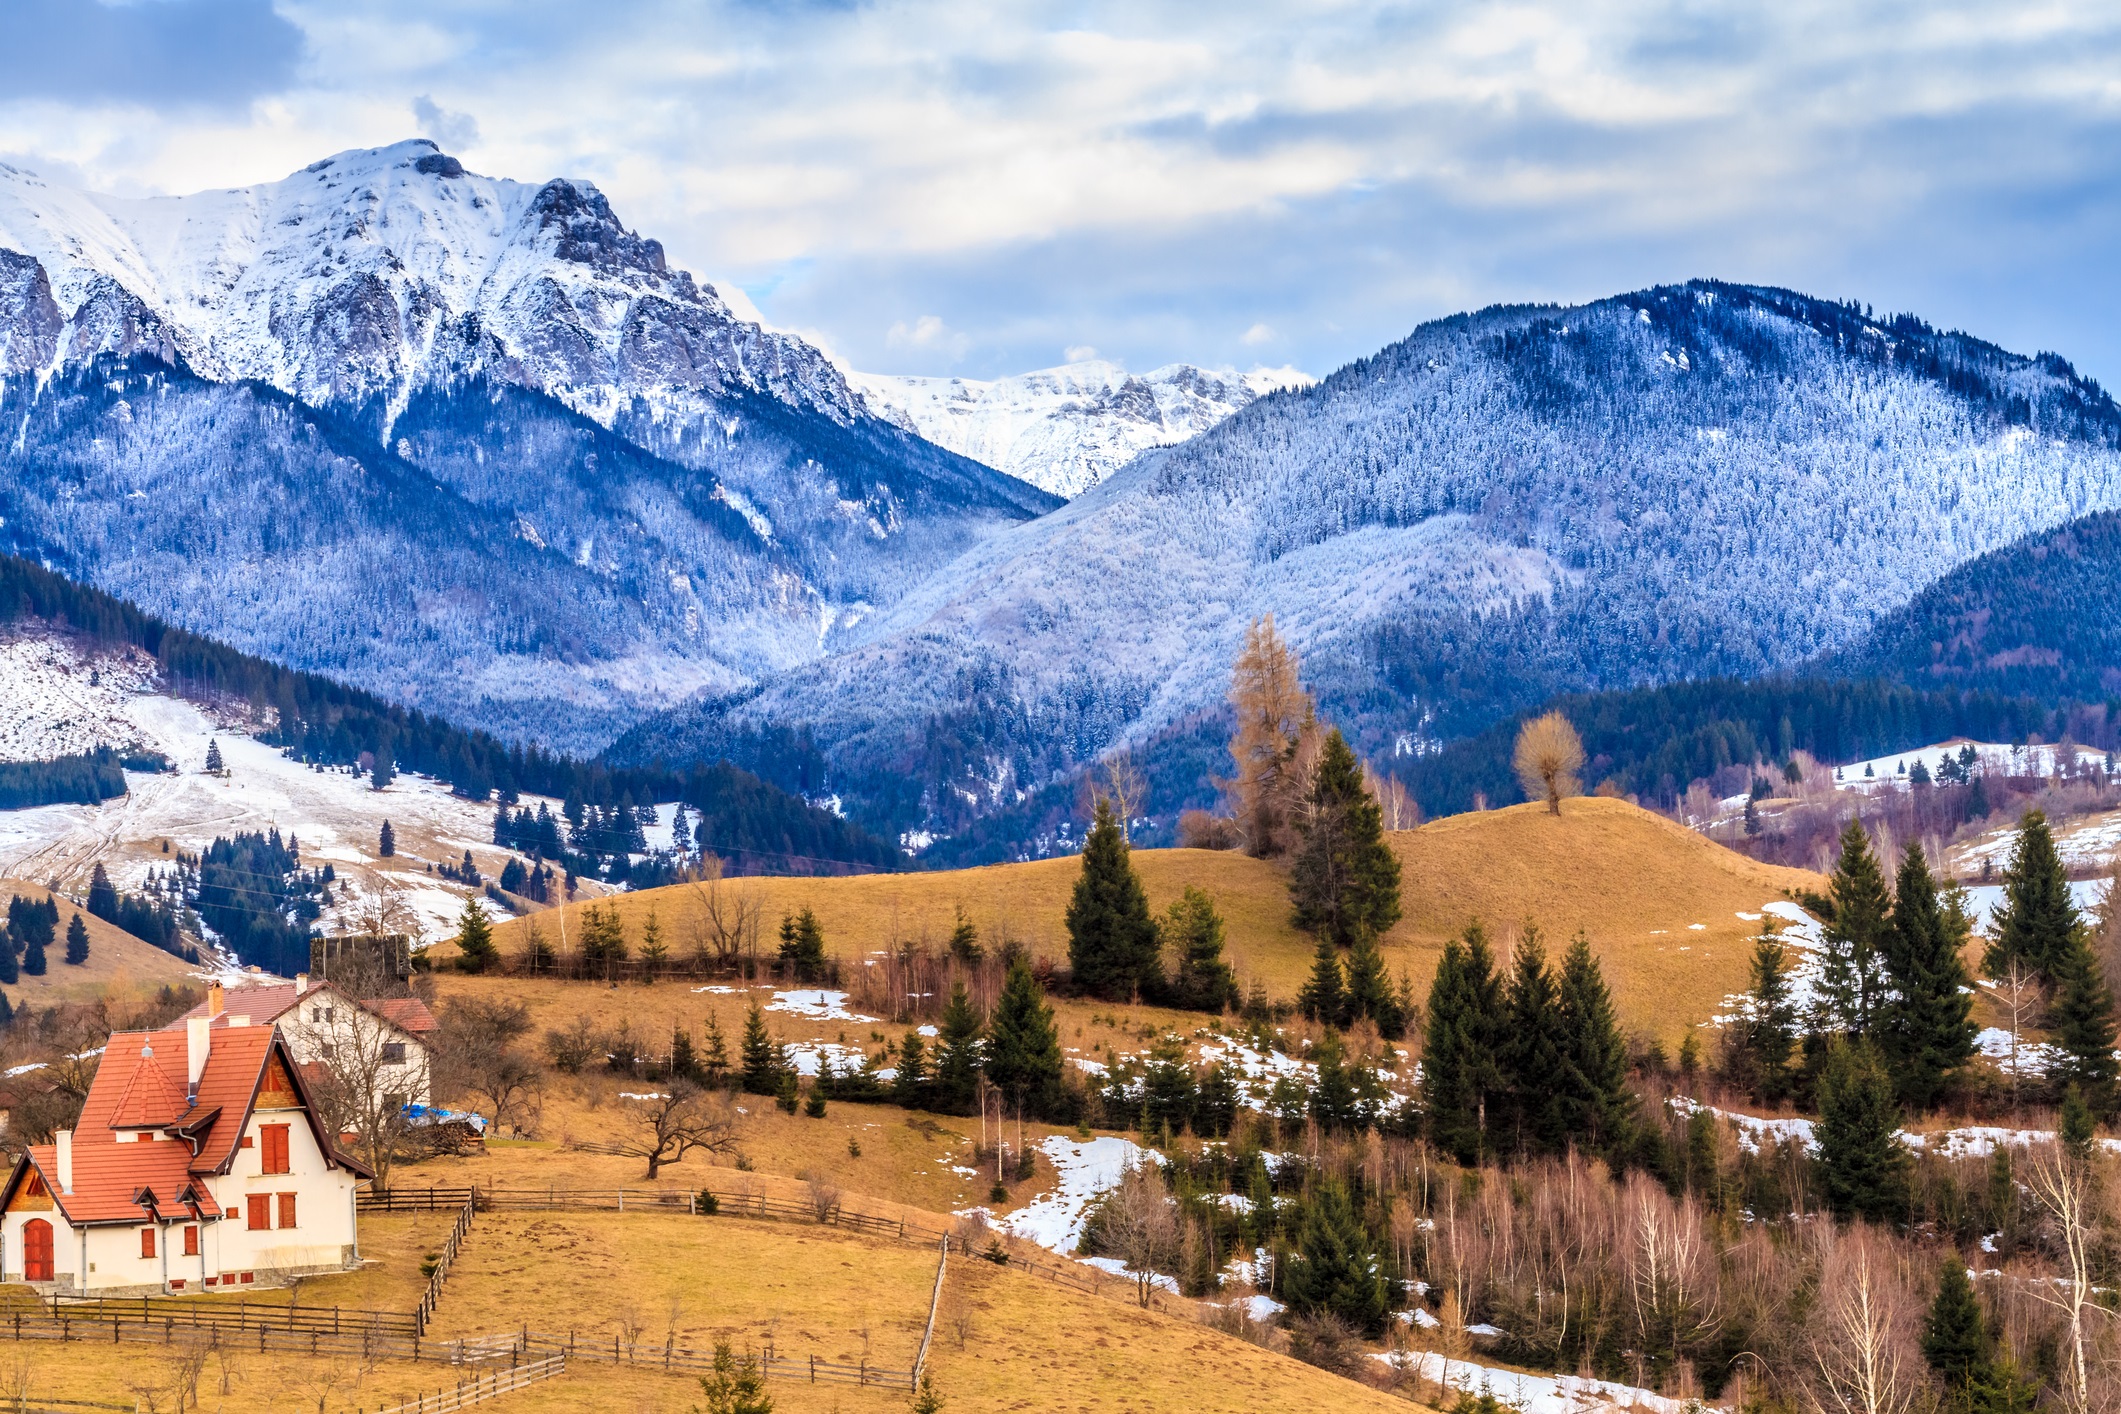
[912,1236,948,1384]
[413,1194,477,1335]
[515,1331,914,1391]
[0,1311,533,1368]
[349,1354,565,1414]
[38,1293,418,1340]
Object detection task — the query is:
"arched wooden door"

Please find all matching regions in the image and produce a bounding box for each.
[21,1219,52,1282]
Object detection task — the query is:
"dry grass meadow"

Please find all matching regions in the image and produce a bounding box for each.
[0,878,194,1007]
[466,795,1822,1045]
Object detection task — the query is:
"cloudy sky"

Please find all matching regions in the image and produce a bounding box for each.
[4,0,2119,385]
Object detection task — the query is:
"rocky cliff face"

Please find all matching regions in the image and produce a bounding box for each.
[0,143,1057,753]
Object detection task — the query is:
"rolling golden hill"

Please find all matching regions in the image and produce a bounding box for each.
[484,796,1819,1043]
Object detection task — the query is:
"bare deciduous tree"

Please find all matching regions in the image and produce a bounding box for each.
[1807,1226,1920,1414]
[613,1082,741,1178]
[305,1002,425,1188]
[435,997,543,1137]
[690,875,762,973]
[1224,613,1319,858]
[2026,1140,2108,1414]
[1100,750,1148,842]
[1992,960,2046,1116]
[1364,766,1421,831]
[1513,711,1586,815]
[1100,1158,1181,1307]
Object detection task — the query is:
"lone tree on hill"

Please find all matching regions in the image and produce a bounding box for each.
[204,739,224,775]
[615,1082,740,1179]
[63,913,89,966]
[453,897,498,974]
[1224,614,1318,858]
[1287,729,1402,949]
[1512,711,1585,814]
[378,820,395,858]
[1066,797,1161,1001]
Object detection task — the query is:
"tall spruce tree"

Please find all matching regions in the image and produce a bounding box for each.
[985,960,1063,1120]
[1817,1038,1911,1224]
[20,916,46,977]
[1161,887,1239,1014]
[1421,924,1507,1164]
[1817,820,1893,1037]
[2047,934,2121,1117]
[1985,811,2080,982]
[1281,1180,1389,1336]
[1296,936,1348,1028]
[1880,844,1978,1111]
[777,908,827,983]
[1503,927,1569,1158]
[740,999,781,1095]
[63,913,88,966]
[86,863,118,922]
[1923,1258,2035,1414]
[454,897,498,974]
[1342,929,1406,1039]
[1287,730,1403,948]
[931,981,984,1116]
[1737,929,1797,1104]
[892,1030,930,1108]
[1556,930,1634,1153]
[1065,798,1162,1000]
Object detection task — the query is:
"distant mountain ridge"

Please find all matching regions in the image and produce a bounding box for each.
[616,281,2121,847]
[852,360,1313,497]
[0,142,1058,751]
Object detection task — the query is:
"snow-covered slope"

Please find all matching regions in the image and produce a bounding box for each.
[616,282,2121,839]
[0,141,855,424]
[0,144,1058,751]
[852,360,1312,497]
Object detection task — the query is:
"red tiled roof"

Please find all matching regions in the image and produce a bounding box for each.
[106,1045,186,1129]
[1,1022,372,1226]
[364,997,437,1035]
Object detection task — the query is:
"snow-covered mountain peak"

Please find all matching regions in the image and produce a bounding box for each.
[851,357,1316,497]
[0,140,849,424]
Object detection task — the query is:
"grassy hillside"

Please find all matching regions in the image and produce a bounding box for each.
[0,879,193,1005]
[481,795,1819,1042]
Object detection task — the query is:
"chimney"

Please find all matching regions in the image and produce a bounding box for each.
[186,1016,211,1096]
[294,973,310,996]
[206,983,224,1017]
[54,1129,72,1195]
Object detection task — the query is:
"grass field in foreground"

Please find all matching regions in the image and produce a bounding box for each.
[472,796,1822,1044]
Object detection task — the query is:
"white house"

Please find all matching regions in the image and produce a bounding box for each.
[181,977,437,1111]
[0,1018,372,1296]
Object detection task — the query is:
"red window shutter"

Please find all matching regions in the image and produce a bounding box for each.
[261,1124,290,1175]
[246,1194,270,1230]
[140,1228,156,1259]
[277,1193,297,1229]
[183,1226,199,1257]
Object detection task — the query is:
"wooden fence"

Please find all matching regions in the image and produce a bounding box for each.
[912,1236,948,1383]
[37,1293,417,1340]
[413,1194,476,1335]
[350,1354,565,1414]
[0,1311,535,1368]
[513,1330,914,1391]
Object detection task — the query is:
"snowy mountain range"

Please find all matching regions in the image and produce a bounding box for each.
[616,283,2121,843]
[0,142,1057,751]
[851,360,1312,498]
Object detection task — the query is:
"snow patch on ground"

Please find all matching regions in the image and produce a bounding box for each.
[767,990,877,1023]
[977,1134,1153,1255]
[1972,1025,2062,1076]
[1376,1353,1692,1414]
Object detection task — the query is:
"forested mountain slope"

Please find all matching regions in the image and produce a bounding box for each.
[0,143,1056,751]
[1825,508,2121,702]
[619,282,2121,843]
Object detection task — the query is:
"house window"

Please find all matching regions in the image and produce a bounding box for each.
[318,1043,336,1059]
[260,1124,290,1175]
[182,1226,199,1257]
[139,1228,156,1259]
[314,1006,334,1023]
[246,1195,270,1231]
[277,1193,297,1229]
[382,1042,406,1064]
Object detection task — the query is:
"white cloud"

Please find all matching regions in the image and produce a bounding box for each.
[1063,344,1098,362]
[1,2,2118,381]
[886,314,969,358]
[1240,323,1275,347]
